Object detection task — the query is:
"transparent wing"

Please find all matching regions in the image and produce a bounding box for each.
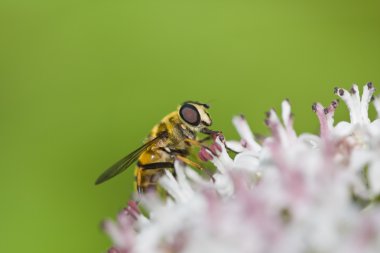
[95,132,167,185]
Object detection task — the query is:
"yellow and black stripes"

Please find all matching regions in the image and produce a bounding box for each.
[134,162,174,194]
[137,161,174,170]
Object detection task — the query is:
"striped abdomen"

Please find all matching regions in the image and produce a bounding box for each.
[134,149,175,194]
[134,162,175,194]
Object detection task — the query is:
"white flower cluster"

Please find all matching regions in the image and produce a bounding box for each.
[104,84,380,253]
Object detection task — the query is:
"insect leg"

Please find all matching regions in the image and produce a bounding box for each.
[175,155,215,182]
[184,138,219,158]
[184,138,205,148]
[197,136,212,143]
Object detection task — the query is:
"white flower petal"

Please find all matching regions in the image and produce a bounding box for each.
[298,133,321,148]
[233,152,260,173]
[103,220,129,248]
[368,160,380,196]
[368,119,380,137]
[374,96,380,118]
[232,115,262,153]
[213,173,234,197]
[333,121,354,137]
[281,100,297,139]
[335,87,359,124]
[360,84,371,124]
[225,140,245,153]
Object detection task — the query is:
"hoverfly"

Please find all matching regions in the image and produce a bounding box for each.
[95,101,218,193]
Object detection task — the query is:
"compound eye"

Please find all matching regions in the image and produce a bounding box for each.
[180,104,200,126]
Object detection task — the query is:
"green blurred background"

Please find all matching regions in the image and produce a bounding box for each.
[1,0,379,252]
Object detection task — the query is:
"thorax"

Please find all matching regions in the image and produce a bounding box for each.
[149,111,195,150]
